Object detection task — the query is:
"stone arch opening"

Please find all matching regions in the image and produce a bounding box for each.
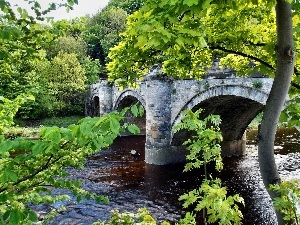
[114,90,146,110]
[91,96,100,117]
[171,86,269,156]
[115,94,146,136]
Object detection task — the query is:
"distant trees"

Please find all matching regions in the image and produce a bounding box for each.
[106,0,144,14]
[0,1,104,119]
[0,0,146,119]
[82,7,128,77]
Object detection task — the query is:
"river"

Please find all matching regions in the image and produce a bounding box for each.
[41,127,300,225]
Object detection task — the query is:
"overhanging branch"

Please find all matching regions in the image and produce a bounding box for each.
[209,45,276,71]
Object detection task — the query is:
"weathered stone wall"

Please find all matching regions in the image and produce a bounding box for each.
[87,79,113,117]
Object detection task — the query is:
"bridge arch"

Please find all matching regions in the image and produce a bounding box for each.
[91,96,100,117]
[171,85,269,155]
[113,89,146,135]
[113,89,146,111]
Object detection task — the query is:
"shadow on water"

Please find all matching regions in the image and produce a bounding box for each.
[46,128,300,225]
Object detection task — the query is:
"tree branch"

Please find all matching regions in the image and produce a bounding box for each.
[246,41,266,47]
[178,10,191,22]
[291,81,300,90]
[294,67,299,76]
[209,45,300,90]
[0,154,63,193]
[209,45,276,71]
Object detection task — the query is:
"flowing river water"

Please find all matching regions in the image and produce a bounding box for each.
[40,127,300,225]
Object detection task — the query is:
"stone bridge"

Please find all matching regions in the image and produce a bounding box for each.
[86,71,273,165]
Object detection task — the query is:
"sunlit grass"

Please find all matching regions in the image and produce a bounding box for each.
[5,116,84,139]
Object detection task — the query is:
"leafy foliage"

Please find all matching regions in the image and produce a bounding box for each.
[280,95,300,128]
[82,6,128,74]
[12,50,88,119]
[106,1,299,223]
[93,208,163,225]
[106,0,144,15]
[179,179,244,225]
[270,179,300,223]
[81,56,101,84]
[0,101,142,225]
[46,36,87,60]
[0,0,94,119]
[106,0,279,87]
[173,109,243,224]
[173,109,223,173]
[0,95,34,135]
[106,0,299,128]
[44,51,87,116]
[50,17,87,38]
[0,1,146,224]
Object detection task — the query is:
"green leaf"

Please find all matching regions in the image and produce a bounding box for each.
[128,124,140,134]
[80,122,93,136]
[138,105,145,117]
[5,170,18,182]
[280,111,288,122]
[9,209,23,225]
[61,128,72,140]
[131,104,139,117]
[0,173,8,183]
[104,134,114,145]
[92,137,103,149]
[0,141,14,153]
[110,118,120,134]
[28,211,38,222]
[0,193,10,202]
[202,0,212,9]
[2,210,10,221]
[183,0,199,6]
[48,131,61,144]
[17,7,23,14]
[32,142,47,155]
[101,120,110,133]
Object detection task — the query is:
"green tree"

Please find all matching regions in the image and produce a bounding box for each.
[81,56,101,84]
[45,51,87,116]
[15,53,57,119]
[0,0,82,118]
[46,36,87,60]
[50,17,87,38]
[0,21,53,99]
[46,19,101,92]
[82,6,127,76]
[173,109,244,224]
[106,0,144,15]
[107,0,299,224]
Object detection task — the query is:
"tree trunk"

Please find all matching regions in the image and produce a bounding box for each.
[258,0,295,224]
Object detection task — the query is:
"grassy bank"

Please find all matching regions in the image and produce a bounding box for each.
[5,116,83,139]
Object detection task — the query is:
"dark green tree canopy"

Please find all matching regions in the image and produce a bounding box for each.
[82,6,127,76]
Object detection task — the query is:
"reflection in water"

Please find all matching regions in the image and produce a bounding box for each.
[48,128,300,225]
